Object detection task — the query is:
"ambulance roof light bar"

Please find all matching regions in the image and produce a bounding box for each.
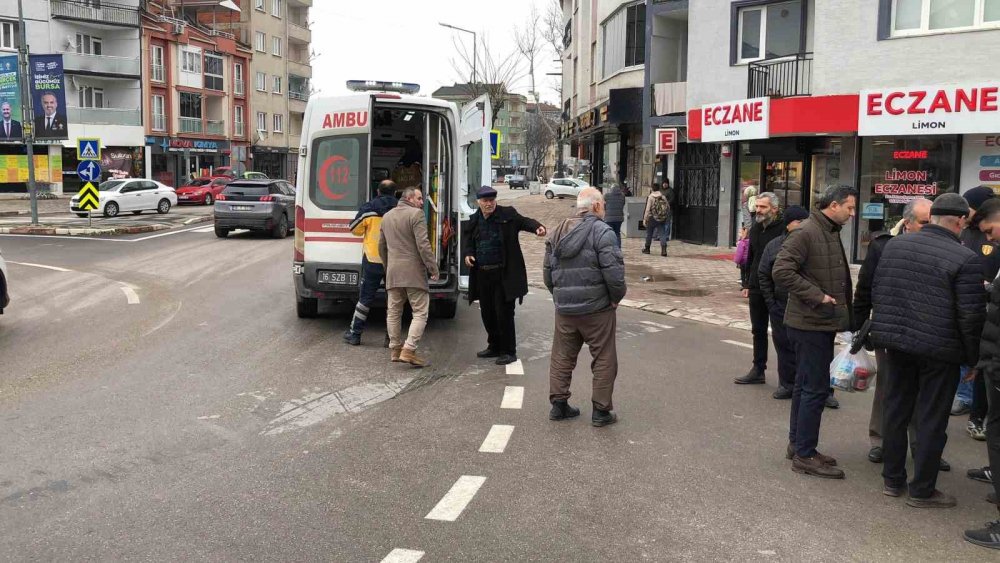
[346,81,421,95]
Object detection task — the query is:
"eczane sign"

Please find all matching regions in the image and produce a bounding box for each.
[700,97,770,142]
[859,84,1000,136]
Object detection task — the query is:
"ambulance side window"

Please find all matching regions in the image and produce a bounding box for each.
[310,134,367,211]
[466,140,483,210]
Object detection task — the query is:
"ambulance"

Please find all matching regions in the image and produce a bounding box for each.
[293,81,492,319]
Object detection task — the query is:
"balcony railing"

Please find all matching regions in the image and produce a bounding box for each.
[51,0,140,27]
[747,52,813,99]
[67,107,141,126]
[287,58,312,77]
[289,90,308,101]
[653,81,687,116]
[206,120,225,135]
[63,52,141,77]
[179,117,202,134]
[151,63,164,82]
[234,78,244,96]
[288,21,311,44]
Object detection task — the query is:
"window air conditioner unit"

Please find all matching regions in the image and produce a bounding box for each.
[173,23,184,35]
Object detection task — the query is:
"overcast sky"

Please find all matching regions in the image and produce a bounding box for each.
[310,0,562,103]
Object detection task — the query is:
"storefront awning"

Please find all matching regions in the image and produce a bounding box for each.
[687,94,859,142]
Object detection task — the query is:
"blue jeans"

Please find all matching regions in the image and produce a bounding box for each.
[606,221,622,247]
[787,327,835,458]
[662,218,672,242]
[348,257,385,335]
[955,366,973,406]
[644,219,666,250]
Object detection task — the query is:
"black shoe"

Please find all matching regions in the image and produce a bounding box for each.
[734,369,765,385]
[940,458,952,472]
[476,348,500,358]
[868,446,884,463]
[906,490,956,508]
[968,466,994,484]
[343,332,361,346]
[592,409,618,427]
[641,247,650,254]
[661,247,667,257]
[825,395,840,409]
[964,520,1000,550]
[495,354,517,365]
[549,400,580,421]
[883,484,905,497]
[772,386,792,400]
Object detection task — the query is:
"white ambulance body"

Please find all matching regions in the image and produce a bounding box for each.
[293,82,492,319]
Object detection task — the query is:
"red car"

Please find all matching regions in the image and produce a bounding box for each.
[175,176,231,205]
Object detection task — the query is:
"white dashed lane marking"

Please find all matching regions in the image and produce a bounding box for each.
[192,226,217,233]
[120,284,140,305]
[505,359,524,375]
[640,320,674,331]
[722,339,754,350]
[425,475,487,521]
[381,549,425,563]
[479,425,515,453]
[500,386,524,409]
[7,261,72,272]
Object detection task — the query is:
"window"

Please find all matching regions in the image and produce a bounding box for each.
[272,75,282,94]
[180,92,202,118]
[272,0,282,17]
[255,31,266,52]
[273,113,283,132]
[78,86,104,108]
[257,111,267,132]
[735,1,802,63]
[234,105,244,137]
[152,94,165,131]
[0,21,19,51]
[204,53,224,91]
[151,45,164,82]
[891,0,1000,35]
[310,135,367,211]
[255,71,266,91]
[182,50,201,73]
[272,36,282,57]
[76,34,102,55]
[601,2,644,79]
[254,0,264,10]
[234,62,244,95]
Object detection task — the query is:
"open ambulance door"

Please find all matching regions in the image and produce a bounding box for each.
[456,94,493,292]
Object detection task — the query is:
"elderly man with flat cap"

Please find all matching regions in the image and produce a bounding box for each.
[463,185,547,365]
[870,192,986,507]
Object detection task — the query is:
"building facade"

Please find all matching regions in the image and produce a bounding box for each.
[141,1,252,187]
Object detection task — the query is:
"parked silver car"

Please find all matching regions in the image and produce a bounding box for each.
[213,179,297,238]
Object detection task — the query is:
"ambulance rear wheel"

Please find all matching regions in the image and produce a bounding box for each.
[297,296,319,318]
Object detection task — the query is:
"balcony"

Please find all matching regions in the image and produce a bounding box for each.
[67,107,141,126]
[652,81,687,116]
[288,22,311,45]
[62,52,140,78]
[287,58,312,78]
[51,0,140,28]
[206,120,225,136]
[287,0,312,6]
[747,52,813,99]
[289,93,307,114]
[179,117,202,134]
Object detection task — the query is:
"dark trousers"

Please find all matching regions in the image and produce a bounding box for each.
[869,348,918,449]
[644,219,666,250]
[985,368,1000,510]
[606,221,622,248]
[348,257,385,335]
[478,267,516,355]
[748,291,770,373]
[787,327,835,458]
[768,313,796,390]
[972,369,989,422]
[549,308,618,411]
[882,350,959,498]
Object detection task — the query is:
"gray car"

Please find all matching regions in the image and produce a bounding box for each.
[214,179,296,238]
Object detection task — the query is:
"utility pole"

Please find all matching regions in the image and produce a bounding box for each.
[17,0,37,225]
[439,23,476,86]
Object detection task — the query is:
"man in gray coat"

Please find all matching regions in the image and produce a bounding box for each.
[603,184,626,247]
[544,187,627,427]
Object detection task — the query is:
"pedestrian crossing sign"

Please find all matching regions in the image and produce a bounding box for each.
[77,138,101,161]
[76,182,100,211]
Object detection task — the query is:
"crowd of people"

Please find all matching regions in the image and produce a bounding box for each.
[738,185,1000,549]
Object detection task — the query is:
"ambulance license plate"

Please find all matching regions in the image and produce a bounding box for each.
[318,271,358,286]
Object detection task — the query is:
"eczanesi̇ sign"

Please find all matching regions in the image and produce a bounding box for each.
[859,84,1000,136]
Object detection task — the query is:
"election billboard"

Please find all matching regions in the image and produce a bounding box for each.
[29,54,68,140]
[0,55,22,142]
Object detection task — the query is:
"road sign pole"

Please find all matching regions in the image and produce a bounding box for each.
[17,0,38,225]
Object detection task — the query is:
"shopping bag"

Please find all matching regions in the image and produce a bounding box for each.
[830,345,876,392]
[734,238,750,266]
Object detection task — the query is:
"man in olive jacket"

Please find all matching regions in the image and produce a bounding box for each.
[773,185,857,479]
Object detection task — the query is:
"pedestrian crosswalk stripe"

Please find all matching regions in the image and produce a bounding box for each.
[425,475,487,521]
[505,359,524,375]
[722,339,754,350]
[501,386,524,409]
[640,320,674,331]
[193,226,216,233]
[381,549,424,563]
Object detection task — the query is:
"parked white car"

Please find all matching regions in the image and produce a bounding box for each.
[70,179,177,218]
[0,247,8,314]
[543,177,590,199]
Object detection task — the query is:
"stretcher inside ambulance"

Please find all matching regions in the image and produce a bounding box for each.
[293,81,492,320]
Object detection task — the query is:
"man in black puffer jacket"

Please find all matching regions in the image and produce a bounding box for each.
[871,193,986,508]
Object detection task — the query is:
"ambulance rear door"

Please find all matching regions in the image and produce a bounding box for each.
[456,94,492,292]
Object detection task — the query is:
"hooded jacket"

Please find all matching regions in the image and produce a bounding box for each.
[543,211,626,316]
[350,194,398,264]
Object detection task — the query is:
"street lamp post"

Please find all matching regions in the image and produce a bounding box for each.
[16,0,37,225]
[439,23,476,87]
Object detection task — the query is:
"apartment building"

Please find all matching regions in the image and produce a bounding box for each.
[141,1,252,187]
[0,0,145,195]
[560,0,646,190]
[431,84,528,178]
[685,0,1000,255]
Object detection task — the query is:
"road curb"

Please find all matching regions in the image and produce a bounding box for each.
[527,281,751,333]
[0,223,173,236]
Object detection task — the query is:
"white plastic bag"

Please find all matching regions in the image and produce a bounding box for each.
[830,345,877,392]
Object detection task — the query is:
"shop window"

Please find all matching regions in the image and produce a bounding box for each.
[734,1,803,64]
[890,0,1000,36]
[857,135,959,260]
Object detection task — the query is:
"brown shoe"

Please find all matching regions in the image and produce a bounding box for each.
[786,443,837,466]
[906,490,956,508]
[399,347,428,368]
[792,455,845,479]
[390,347,403,362]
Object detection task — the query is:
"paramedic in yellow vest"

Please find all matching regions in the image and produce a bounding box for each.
[343,180,399,345]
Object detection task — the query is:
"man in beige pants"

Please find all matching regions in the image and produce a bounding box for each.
[378,187,439,367]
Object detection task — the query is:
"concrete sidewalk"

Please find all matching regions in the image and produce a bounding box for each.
[510,195,752,330]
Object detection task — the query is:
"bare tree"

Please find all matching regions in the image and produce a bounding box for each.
[541,0,565,58]
[515,6,545,106]
[449,34,524,129]
[524,111,559,180]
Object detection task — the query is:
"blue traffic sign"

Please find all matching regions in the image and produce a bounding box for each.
[76,160,101,183]
[77,137,101,161]
[489,129,500,160]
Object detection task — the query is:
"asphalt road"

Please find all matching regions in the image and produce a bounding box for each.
[0,225,997,561]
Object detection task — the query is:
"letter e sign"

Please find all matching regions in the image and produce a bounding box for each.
[656,128,678,155]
